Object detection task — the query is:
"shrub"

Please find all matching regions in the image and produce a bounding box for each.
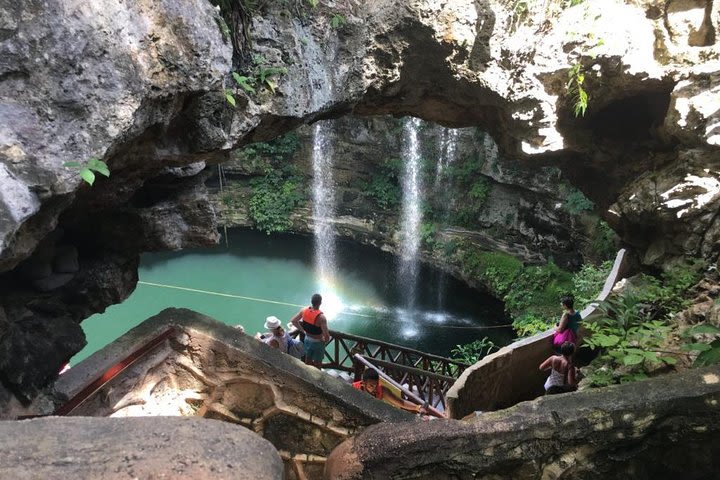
[562,187,594,214]
[249,173,305,234]
[513,313,553,338]
[590,220,617,261]
[584,294,676,386]
[362,158,402,210]
[572,260,612,309]
[450,337,498,364]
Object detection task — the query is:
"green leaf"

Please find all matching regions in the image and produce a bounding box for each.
[622,354,644,366]
[264,79,276,94]
[79,168,95,186]
[88,159,110,177]
[681,343,712,352]
[307,0,318,7]
[660,356,677,365]
[63,161,81,168]
[694,340,720,367]
[595,334,620,347]
[232,72,256,93]
[685,324,720,336]
[225,90,236,107]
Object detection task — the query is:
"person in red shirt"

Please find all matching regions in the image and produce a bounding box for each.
[353,368,426,414]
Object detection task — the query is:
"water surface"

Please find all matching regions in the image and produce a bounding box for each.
[74,229,511,363]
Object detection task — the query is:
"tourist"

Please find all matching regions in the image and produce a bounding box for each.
[553,296,581,350]
[290,293,330,369]
[353,368,427,414]
[283,325,305,359]
[256,316,288,352]
[539,341,577,395]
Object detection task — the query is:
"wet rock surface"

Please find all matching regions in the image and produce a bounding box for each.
[0,416,284,480]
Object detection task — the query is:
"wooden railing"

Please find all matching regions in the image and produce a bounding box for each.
[292,329,468,410]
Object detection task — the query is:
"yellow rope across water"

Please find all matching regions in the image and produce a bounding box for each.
[137,280,514,329]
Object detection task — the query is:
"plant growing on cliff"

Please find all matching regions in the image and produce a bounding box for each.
[330,13,346,28]
[566,63,588,117]
[63,158,110,186]
[249,172,305,234]
[451,337,498,364]
[225,55,288,106]
[361,158,402,210]
[560,185,594,214]
[572,260,612,309]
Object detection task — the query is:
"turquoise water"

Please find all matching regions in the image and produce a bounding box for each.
[73,229,511,363]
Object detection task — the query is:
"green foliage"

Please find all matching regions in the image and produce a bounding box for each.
[566,63,588,117]
[236,132,304,234]
[225,55,288,105]
[560,184,594,214]
[583,262,704,387]
[460,247,524,297]
[224,89,237,107]
[682,324,720,367]
[361,158,402,210]
[450,337,498,364]
[420,222,438,250]
[584,294,676,386]
[591,220,617,261]
[636,261,704,316]
[513,313,554,337]
[330,13,346,28]
[63,158,110,186]
[469,177,491,202]
[572,260,612,309]
[504,261,574,319]
[249,173,305,234]
[449,177,491,228]
[307,0,318,7]
[242,132,300,167]
[232,72,256,94]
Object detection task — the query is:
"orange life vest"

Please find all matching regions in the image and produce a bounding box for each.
[352,380,383,399]
[301,307,323,335]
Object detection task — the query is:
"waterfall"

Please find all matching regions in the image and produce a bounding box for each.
[435,127,459,185]
[434,127,460,307]
[398,117,423,309]
[311,121,337,283]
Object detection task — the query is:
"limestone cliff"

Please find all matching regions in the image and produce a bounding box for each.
[210,116,609,283]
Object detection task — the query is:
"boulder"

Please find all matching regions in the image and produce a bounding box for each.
[325,365,720,479]
[0,416,284,479]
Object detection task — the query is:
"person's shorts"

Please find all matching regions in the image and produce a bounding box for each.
[304,337,325,363]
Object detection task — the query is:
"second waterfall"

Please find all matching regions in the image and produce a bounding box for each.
[398,117,423,310]
[311,121,337,283]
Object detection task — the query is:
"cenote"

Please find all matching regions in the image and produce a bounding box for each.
[74,228,511,363]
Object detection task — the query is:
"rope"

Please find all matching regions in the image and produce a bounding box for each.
[136,280,514,330]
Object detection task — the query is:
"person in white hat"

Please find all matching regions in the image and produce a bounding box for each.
[256,316,288,352]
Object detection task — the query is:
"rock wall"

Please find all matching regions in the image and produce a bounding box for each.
[325,365,720,480]
[211,115,607,285]
[1,0,719,404]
